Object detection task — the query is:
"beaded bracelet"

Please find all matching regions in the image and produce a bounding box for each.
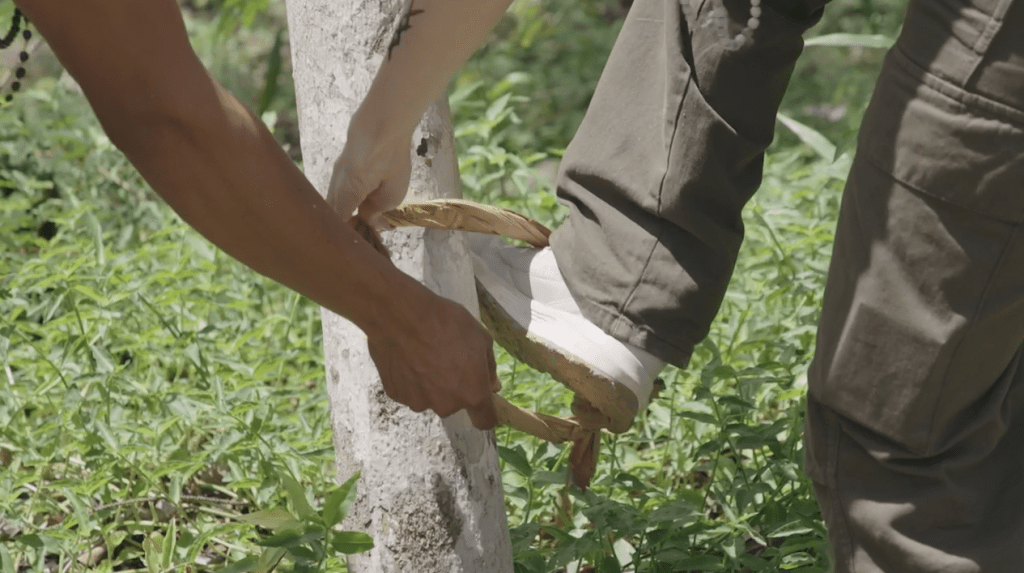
[731,0,762,47]
[1,8,31,103]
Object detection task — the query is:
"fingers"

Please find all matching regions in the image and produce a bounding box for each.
[465,394,498,430]
[376,354,501,431]
[431,349,499,430]
[460,328,499,429]
[383,371,428,412]
[384,374,497,431]
[488,346,501,393]
[327,161,360,221]
[367,296,501,432]
[351,217,390,257]
[355,163,410,230]
[353,185,391,227]
[355,203,389,231]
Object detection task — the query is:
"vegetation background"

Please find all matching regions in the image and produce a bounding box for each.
[1,0,907,571]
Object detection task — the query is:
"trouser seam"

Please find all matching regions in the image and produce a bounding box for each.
[612,229,662,336]
[615,17,695,322]
[966,0,1014,85]
[829,415,858,573]
[890,45,1024,125]
[860,150,1022,225]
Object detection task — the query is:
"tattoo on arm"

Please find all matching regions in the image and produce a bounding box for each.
[387,1,424,60]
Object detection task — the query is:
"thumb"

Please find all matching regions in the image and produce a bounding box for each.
[356,171,409,230]
[355,198,391,231]
[327,161,366,221]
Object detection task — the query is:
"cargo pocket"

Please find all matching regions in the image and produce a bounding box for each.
[859,47,1024,224]
[825,301,948,452]
[811,43,1024,454]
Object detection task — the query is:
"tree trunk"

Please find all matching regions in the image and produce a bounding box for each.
[283,1,513,571]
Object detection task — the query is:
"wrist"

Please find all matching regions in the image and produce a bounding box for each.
[348,95,415,159]
[353,260,433,342]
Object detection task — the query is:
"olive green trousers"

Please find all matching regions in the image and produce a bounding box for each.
[548,0,1024,569]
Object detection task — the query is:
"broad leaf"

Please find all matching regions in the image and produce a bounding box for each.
[218,556,258,573]
[280,474,316,521]
[238,508,300,531]
[498,445,532,477]
[323,472,360,528]
[329,531,374,555]
[255,547,288,573]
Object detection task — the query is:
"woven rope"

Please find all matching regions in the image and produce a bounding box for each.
[383,199,552,248]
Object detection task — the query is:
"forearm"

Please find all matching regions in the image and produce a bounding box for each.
[15,0,424,337]
[117,77,419,336]
[353,0,515,146]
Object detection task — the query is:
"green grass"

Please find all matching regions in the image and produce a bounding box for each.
[1,83,340,572]
[1,0,905,571]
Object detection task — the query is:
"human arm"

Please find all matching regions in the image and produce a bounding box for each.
[13,0,500,429]
[326,0,515,226]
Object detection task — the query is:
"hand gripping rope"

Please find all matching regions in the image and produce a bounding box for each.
[355,199,661,488]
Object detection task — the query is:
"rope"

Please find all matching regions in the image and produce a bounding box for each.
[366,199,621,487]
[382,199,552,248]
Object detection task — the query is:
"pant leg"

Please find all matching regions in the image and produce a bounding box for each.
[549,0,824,367]
[804,0,1024,570]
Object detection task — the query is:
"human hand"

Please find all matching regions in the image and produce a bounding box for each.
[367,286,501,430]
[327,119,412,229]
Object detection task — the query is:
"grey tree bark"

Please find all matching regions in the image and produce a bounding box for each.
[283,1,513,571]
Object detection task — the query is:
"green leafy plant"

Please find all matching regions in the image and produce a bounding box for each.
[223,472,373,573]
[1,81,335,573]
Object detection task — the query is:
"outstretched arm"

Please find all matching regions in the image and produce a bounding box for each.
[327,0,516,226]
[360,0,516,145]
[14,0,500,429]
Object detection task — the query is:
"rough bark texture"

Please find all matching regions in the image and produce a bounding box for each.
[283,0,513,571]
